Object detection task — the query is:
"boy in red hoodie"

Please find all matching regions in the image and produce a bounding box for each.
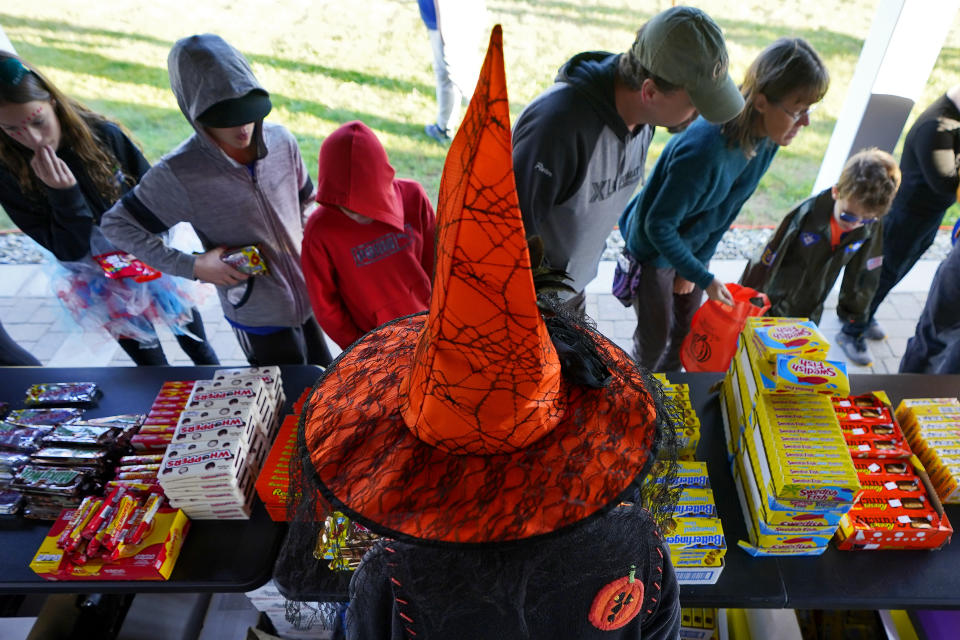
[302,121,436,349]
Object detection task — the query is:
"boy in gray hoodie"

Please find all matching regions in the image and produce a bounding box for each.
[102,34,331,366]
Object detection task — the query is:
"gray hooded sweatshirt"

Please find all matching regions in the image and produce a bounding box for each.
[101,34,316,328]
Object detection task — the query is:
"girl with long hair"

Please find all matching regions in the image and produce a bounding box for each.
[0,52,218,365]
[617,38,829,372]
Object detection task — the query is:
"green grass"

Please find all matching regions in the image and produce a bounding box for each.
[1,0,959,231]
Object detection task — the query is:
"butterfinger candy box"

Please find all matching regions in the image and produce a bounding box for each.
[664,516,726,566]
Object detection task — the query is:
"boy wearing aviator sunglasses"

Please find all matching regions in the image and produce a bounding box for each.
[741,148,901,366]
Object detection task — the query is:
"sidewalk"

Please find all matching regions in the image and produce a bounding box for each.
[0,260,939,374]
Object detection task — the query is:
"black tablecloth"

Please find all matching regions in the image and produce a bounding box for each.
[278,372,960,609]
[0,365,322,594]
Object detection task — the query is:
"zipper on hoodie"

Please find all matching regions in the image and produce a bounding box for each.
[248,166,306,324]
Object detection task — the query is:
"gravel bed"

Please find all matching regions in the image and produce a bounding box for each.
[602,227,955,262]
[0,227,953,266]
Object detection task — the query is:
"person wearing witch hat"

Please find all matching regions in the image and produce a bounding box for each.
[277,26,681,640]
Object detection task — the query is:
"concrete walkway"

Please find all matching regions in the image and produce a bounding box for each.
[0,259,940,374]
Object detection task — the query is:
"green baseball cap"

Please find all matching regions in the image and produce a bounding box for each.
[631,6,744,124]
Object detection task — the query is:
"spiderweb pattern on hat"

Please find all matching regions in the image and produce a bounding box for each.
[274,25,681,609]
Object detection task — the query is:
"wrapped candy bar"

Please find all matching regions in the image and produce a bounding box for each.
[6,408,82,427]
[41,424,124,448]
[313,512,380,571]
[12,465,93,496]
[25,383,101,408]
[0,489,24,516]
[220,245,268,275]
[93,251,162,282]
[0,451,31,481]
[31,447,111,470]
[0,423,53,452]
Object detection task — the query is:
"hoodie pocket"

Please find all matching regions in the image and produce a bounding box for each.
[225,278,255,309]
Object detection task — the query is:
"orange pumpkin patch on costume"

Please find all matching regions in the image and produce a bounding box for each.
[589,565,645,630]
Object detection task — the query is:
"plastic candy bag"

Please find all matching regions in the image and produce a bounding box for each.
[679,284,769,372]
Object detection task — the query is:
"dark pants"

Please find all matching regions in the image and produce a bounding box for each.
[900,244,960,374]
[846,207,944,337]
[233,315,333,367]
[0,320,41,366]
[117,307,219,366]
[631,264,703,372]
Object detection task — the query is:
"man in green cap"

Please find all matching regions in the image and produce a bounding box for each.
[512,5,743,313]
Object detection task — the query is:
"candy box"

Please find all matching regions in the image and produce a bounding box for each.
[666,461,710,490]
[174,407,261,449]
[663,516,726,566]
[895,398,960,422]
[674,488,717,518]
[184,380,273,436]
[772,356,849,396]
[30,507,189,580]
[213,366,284,407]
[837,456,952,550]
[732,465,832,557]
[747,319,830,363]
[207,374,282,415]
[158,429,266,488]
[255,415,298,521]
[734,450,847,527]
[220,245,268,276]
[842,432,912,459]
[746,414,859,505]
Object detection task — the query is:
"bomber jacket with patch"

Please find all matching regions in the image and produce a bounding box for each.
[512,52,653,295]
[346,506,680,640]
[740,189,883,326]
[101,35,316,329]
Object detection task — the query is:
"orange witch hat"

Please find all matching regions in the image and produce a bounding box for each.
[398,26,563,456]
[299,25,665,545]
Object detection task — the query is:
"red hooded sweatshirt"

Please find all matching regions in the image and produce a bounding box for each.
[302,121,436,349]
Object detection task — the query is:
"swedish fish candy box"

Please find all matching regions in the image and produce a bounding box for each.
[747,319,830,362]
[774,356,849,396]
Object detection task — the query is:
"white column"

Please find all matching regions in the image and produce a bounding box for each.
[813,0,960,192]
[0,25,15,54]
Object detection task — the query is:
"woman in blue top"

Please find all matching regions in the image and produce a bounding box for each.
[618,38,828,371]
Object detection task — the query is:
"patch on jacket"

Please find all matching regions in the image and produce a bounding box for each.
[351,224,414,267]
[866,256,883,270]
[845,241,864,253]
[761,247,776,266]
[800,232,820,246]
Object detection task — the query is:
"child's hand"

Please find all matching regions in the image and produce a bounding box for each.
[30,145,77,189]
[706,278,734,307]
[193,247,249,286]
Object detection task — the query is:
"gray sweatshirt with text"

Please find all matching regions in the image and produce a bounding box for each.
[101,34,316,328]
